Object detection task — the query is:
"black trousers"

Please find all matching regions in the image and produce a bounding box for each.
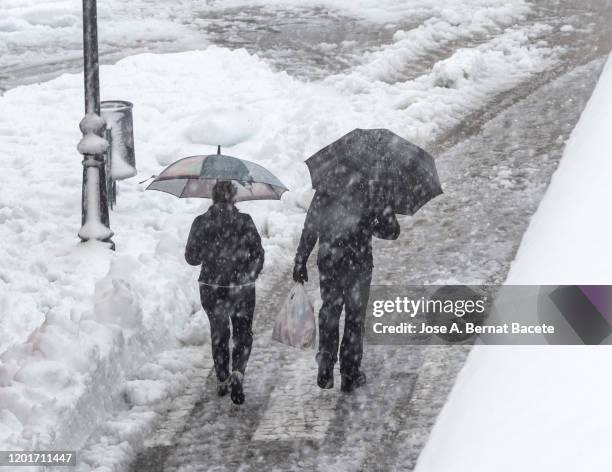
[318,264,372,376]
[199,284,256,382]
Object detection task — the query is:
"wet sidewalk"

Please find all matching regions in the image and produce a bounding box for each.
[128,54,604,471]
[131,265,470,472]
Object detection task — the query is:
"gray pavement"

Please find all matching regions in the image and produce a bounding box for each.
[129,52,605,471]
[131,264,470,472]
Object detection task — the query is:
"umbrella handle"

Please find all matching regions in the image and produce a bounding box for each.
[138,175,157,185]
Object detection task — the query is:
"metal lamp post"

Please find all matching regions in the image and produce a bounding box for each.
[77,0,114,248]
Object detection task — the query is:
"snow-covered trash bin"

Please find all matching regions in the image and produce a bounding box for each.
[101,100,137,180]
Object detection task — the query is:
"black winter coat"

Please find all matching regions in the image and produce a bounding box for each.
[294,191,400,274]
[185,203,264,286]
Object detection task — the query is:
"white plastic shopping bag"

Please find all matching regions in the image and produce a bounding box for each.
[272,283,316,349]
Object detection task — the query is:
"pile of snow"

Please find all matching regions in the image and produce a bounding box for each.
[185,106,260,147]
[321,1,531,83]
[414,55,612,472]
[324,23,559,144]
[506,65,612,284]
[0,8,557,451]
[416,346,612,472]
[0,0,199,72]
[78,346,211,472]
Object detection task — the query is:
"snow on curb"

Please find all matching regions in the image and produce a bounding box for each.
[0,0,199,73]
[414,54,612,472]
[506,59,612,284]
[77,346,212,472]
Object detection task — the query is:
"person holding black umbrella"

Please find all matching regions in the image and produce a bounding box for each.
[294,128,442,393]
[293,182,400,393]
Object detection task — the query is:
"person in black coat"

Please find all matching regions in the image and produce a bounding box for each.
[293,183,400,393]
[185,181,264,405]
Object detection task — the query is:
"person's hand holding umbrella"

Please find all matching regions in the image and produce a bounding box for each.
[367,181,401,241]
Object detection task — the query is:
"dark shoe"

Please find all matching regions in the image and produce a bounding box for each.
[340,371,367,393]
[317,352,334,389]
[217,378,229,397]
[229,372,245,405]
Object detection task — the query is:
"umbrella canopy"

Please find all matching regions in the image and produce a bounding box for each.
[305,128,442,215]
[146,152,288,201]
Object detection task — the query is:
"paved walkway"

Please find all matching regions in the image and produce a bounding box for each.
[129,55,604,472]
[132,261,470,472]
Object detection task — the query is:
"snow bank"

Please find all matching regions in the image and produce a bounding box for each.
[415,346,612,472]
[349,3,531,83]
[0,0,199,72]
[506,60,612,284]
[78,346,211,472]
[415,54,612,472]
[185,106,260,147]
[0,9,556,451]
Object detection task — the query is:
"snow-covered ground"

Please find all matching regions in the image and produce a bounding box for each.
[0,0,197,73]
[414,54,612,472]
[1,0,599,465]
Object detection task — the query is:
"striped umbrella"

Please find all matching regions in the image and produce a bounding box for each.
[146,148,288,201]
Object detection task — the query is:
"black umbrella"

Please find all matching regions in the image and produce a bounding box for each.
[305,128,442,215]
